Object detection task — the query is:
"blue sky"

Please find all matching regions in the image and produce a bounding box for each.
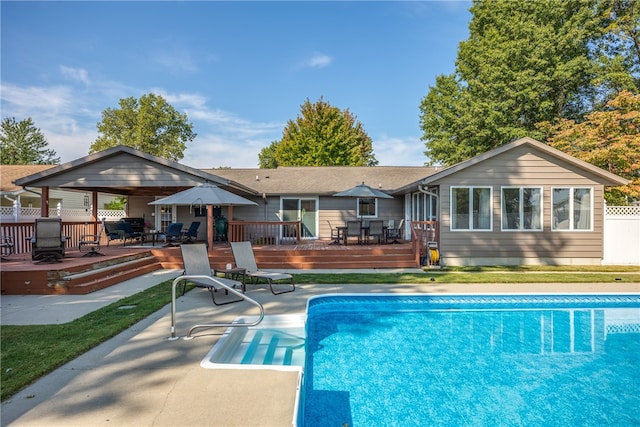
[1,1,471,169]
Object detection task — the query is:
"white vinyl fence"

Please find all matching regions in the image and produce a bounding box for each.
[0,206,126,222]
[603,205,640,265]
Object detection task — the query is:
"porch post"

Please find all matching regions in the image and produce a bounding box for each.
[92,192,98,222]
[207,205,214,253]
[41,187,49,217]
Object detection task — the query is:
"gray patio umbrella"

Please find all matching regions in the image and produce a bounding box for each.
[333,182,393,226]
[149,183,257,249]
[332,182,394,199]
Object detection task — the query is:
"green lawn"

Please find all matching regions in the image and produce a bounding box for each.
[2,267,639,401]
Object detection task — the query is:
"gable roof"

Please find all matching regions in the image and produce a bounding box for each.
[12,146,259,197]
[419,137,629,187]
[210,166,437,196]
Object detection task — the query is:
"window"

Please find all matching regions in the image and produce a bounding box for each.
[358,197,377,218]
[552,187,592,231]
[411,192,438,221]
[451,187,492,230]
[501,187,542,231]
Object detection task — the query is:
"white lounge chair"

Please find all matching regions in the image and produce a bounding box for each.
[230,241,295,295]
[180,243,244,305]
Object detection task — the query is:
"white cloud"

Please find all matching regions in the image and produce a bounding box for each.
[1,83,74,115]
[305,53,332,69]
[373,134,427,166]
[59,66,90,86]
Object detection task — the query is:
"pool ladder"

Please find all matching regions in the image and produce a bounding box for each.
[169,274,265,340]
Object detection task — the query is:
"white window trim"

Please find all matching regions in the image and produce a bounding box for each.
[551,187,594,232]
[500,186,544,232]
[450,186,493,231]
[357,197,378,218]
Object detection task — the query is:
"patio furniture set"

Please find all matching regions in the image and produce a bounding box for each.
[329,219,404,245]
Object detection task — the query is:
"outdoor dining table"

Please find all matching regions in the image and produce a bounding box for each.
[334,224,387,245]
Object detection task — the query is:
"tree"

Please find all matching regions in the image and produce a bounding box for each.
[0,117,59,164]
[419,0,638,166]
[258,141,280,169]
[541,91,640,205]
[259,98,378,168]
[90,93,196,161]
[590,0,640,103]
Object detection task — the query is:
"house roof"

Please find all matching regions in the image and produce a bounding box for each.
[418,137,630,187]
[0,165,55,194]
[2,138,628,199]
[11,146,259,197]
[209,166,437,196]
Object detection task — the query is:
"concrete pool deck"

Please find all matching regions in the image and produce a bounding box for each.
[2,270,639,426]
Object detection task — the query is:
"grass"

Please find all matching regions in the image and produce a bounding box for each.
[1,281,194,402]
[2,267,639,401]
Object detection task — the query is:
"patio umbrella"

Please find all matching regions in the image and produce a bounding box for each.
[332,182,394,199]
[149,183,257,249]
[333,182,393,231]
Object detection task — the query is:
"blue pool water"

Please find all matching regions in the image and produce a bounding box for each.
[301,294,640,426]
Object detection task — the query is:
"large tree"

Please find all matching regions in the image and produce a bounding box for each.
[541,91,640,205]
[90,93,196,161]
[259,98,378,168]
[420,0,639,166]
[0,117,59,164]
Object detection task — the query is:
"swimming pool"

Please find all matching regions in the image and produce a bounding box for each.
[302,294,640,426]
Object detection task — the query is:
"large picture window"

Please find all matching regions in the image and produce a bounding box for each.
[451,187,492,230]
[552,187,592,231]
[501,187,542,231]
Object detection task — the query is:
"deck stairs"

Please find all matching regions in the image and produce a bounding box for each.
[155,243,417,270]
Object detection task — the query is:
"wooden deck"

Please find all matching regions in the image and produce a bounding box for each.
[0,240,418,295]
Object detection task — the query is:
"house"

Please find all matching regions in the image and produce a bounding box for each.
[8,137,629,266]
[406,137,629,266]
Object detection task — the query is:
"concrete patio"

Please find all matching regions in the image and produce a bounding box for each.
[2,270,639,426]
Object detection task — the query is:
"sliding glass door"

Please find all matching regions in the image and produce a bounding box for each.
[281,198,317,238]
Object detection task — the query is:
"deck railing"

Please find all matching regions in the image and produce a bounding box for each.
[228,221,301,245]
[1,219,304,254]
[0,221,105,255]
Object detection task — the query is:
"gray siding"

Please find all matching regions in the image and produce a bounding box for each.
[437,146,606,265]
[36,155,207,188]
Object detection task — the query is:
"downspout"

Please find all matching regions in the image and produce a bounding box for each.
[21,186,49,217]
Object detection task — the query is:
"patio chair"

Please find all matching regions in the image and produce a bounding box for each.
[78,219,106,256]
[326,220,342,244]
[1,235,14,261]
[386,219,404,244]
[31,218,66,263]
[230,241,295,295]
[345,220,362,245]
[182,221,200,243]
[105,222,125,245]
[163,222,184,246]
[179,243,244,305]
[367,220,385,244]
[117,220,143,246]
